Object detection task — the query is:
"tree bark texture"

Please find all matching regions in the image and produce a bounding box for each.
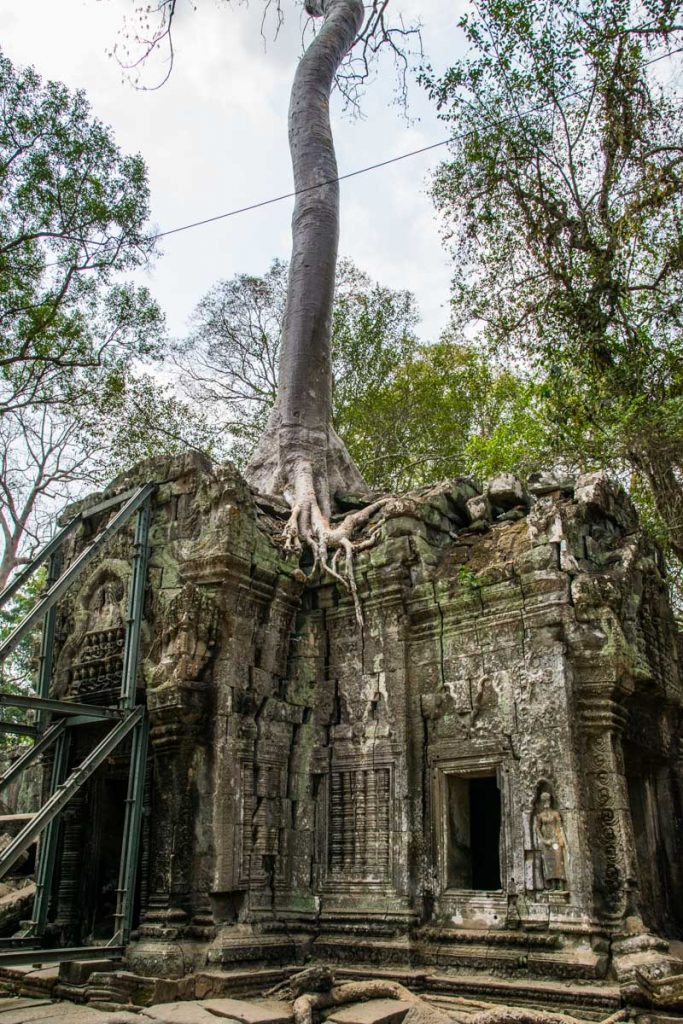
[245,0,366,514]
[631,449,683,564]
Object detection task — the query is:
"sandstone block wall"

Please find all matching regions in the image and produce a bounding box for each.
[43,454,682,991]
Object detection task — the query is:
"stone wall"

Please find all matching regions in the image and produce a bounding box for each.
[44,455,683,998]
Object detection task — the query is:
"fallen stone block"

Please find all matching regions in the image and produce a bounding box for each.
[466,494,490,523]
[199,998,292,1024]
[486,473,528,511]
[143,1003,230,1024]
[327,999,413,1024]
[527,470,576,496]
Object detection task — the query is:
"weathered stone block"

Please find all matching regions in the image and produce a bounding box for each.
[486,473,529,510]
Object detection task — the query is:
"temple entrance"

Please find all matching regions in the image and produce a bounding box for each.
[446,773,502,891]
[85,775,128,940]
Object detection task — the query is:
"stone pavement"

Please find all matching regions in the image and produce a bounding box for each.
[0,995,417,1024]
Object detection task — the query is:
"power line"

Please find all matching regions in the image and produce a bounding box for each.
[152,138,452,240]
[38,43,682,263]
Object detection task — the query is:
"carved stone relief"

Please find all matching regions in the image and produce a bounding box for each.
[533,790,569,891]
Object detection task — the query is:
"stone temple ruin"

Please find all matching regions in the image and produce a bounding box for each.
[0,452,682,1018]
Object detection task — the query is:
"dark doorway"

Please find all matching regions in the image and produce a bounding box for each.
[471,776,502,890]
[625,742,683,936]
[446,772,502,891]
[89,777,127,939]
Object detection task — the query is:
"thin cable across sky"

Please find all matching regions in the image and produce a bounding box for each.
[152,138,453,240]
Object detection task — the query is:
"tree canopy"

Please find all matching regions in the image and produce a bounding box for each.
[425,0,683,564]
[177,257,419,468]
[0,49,214,590]
[0,47,163,415]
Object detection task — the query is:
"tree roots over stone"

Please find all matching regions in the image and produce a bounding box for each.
[270,971,630,1024]
[247,424,389,625]
[282,484,389,627]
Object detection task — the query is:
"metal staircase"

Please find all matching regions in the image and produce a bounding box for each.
[0,483,155,965]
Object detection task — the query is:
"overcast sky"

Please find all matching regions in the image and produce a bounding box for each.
[2,0,466,344]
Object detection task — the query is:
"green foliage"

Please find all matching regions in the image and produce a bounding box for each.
[0,48,165,414]
[85,374,220,474]
[456,566,481,592]
[178,257,422,469]
[0,570,45,746]
[425,0,683,562]
[179,257,551,493]
[346,337,549,490]
[0,52,213,589]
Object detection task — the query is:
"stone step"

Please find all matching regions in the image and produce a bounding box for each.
[426,973,621,1022]
[427,994,598,1024]
[0,996,126,1023]
[0,998,52,1014]
[315,935,605,982]
[418,927,561,950]
[422,942,606,979]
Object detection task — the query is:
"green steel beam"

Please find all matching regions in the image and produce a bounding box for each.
[0,486,142,614]
[0,706,143,879]
[0,693,122,720]
[112,714,149,944]
[119,501,151,711]
[0,519,80,612]
[0,483,156,665]
[0,720,66,795]
[30,729,71,936]
[80,487,139,521]
[0,945,124,966]
[0,482,155,950]
[0,722,38,737]
[35,549,62,732]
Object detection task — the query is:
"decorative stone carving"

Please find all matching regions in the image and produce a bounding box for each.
[534,791,568,891]
[71,572,125,702]
[152,583,218,691]
[52,560,130,702]
[328,766,391,880]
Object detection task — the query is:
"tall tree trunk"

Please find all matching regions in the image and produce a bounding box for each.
[631,448,683,564]
[245,0,366,522]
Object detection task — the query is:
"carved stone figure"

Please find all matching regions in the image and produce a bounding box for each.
[71,573,126,701]
[152,583,217,689]
[534,791,568,890]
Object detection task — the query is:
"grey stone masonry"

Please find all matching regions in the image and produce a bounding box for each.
[32,455,683,1011]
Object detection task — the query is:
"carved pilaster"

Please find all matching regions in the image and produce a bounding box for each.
[141,583,217,938]
[53,792,86,942]
[577,692,638,924]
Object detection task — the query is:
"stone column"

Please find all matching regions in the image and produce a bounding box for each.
[577,691,638,924]
[141,681,211,938]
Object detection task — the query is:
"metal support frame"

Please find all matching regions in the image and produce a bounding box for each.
[0,706,144,878]
[0,723,37,738]
[112,713,149,945]
[0,483,155,664]
[120,502,151,711]
[0,483,155,963]
[35,549,62,731]
[0,520,80,611]
[0,720,66,795]
[30,728,71,936]
[0,944,124,967]
[0,693,123,721]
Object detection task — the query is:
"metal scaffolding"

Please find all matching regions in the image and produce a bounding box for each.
[0,482,155,965]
